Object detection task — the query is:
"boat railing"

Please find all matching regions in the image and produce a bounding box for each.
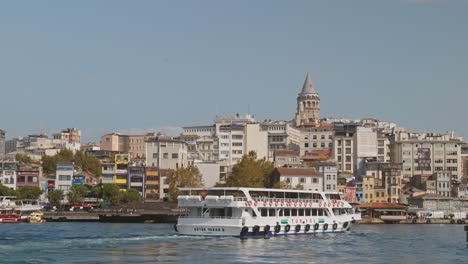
[249,198,324,204]
[178,216,242,220]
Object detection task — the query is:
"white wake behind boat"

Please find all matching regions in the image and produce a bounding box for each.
[175,187,361,238]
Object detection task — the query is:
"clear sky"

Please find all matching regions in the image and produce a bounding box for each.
[1,0,467,142]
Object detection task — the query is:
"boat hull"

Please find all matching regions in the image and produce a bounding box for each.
[176,221,354,237]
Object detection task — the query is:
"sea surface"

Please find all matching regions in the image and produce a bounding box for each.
[0,223,467,264]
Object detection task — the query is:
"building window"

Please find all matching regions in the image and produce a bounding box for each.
[300,177,305,183]
[172,153,178,159]
[163,153,169,159]
[312,178,318,184]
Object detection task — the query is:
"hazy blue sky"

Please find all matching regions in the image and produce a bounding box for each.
[1,0,467,142]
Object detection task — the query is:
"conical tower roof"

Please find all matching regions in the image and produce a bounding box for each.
[301,71,317,94]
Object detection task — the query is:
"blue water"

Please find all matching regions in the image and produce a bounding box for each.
[0,223,467,264]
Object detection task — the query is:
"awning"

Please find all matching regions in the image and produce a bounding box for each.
[374,209,406,212]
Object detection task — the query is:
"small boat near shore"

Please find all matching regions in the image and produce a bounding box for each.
[29,212,45,223]
[175,187,361,238]
[0,196,43,223]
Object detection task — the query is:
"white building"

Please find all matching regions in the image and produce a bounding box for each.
[274,168,322,191]
[55,163,74,193]
[317,162,338,192]
[195,162,221,188]
[391,132,463,180]
[0,162,17,190]
[145,137,188,170]
[354,127,378,176]
[261,121,300,161]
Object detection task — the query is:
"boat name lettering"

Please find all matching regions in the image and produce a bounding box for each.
[193,227,225,232]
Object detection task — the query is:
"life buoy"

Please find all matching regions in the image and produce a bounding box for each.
[295,225,301,232]
[274,224,281,233]
[263,201,266,206]
[269,202,273,207]
[281,201,284,207]
[264,225,270,235]
[332,223,338,230]
[450,219,455,224]
[253,225,260,233]
[254,201,258,207]
[240,226,249,236]
[323,223,328,231]
[285,225,291,233]
[343,222,349,229]
[457,219,464,224]
[305,224,310,232]
[314,223,319,230]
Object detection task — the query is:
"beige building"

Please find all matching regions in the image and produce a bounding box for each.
[294,71,320,127]
[273,149,301,168]
[390,132,463,180]
[261,121,300,161]
[145,137,188,170]
[300,124,334,156]
[53,128,81,144]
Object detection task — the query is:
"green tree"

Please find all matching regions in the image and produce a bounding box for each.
[68,185,89,205]
[0,183,17,196]
[102,184,121,205]
[15,153,33,164]
[16,186,43,200]
[294,184,304,190]
[225,151,274,188]
[90,185,103,198]
[41,155,56,174]
[167,165,204,201]
[272,181,291,189]
[48,190,64,209]
[120,189,143,204]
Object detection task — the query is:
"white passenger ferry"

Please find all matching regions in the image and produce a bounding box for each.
[175,187,361,238]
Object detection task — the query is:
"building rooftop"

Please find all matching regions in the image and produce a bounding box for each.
[356,202,408,209]
[276,167,318,177]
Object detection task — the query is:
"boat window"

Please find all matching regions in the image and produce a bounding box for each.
[313,193,322,200]
[305,209,311,216]
[285,192,299,199]
[268,209,276,217]
[318,209,324,216]
[225,190,246,197]
[298,209,304,216]
[299,193,312,199]
[269,192,284,199]
[278,209,283,217]
[249,191,268,199]
[333,208,340,215]
[291,209,297,216]
[261,208,268,217]
[225,207,232,217]
[251,209,257,217]
[209,208,226,217]
[312,209,318,216]
[284,208,291,216]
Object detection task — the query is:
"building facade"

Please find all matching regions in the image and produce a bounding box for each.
[0,129,5,159]
[300,124,334,157]
[0,162,17,189]
[55,163,74,193]
[16,164,41,189]
[317,162,338,192]
[391,132,463,180]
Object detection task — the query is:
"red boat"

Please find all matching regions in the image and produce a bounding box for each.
[0,210,22,223]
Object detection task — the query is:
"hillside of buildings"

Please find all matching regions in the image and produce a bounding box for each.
[1,73,468,215]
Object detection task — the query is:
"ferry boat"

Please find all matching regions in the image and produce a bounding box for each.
[175,187,361,238]
[0,196,43,222]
